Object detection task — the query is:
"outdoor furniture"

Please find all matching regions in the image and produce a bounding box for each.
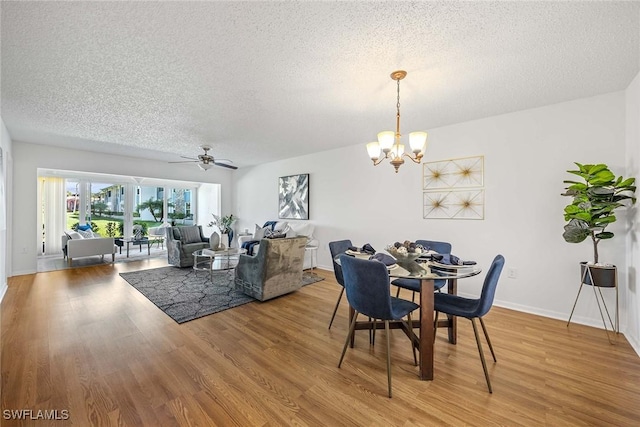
[62,233,117,266]
[115,237,152,257]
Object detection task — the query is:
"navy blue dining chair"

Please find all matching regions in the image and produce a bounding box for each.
[328,240,353,329]
[338,254,419,398]
[392,240,452,300]
[434,254,505,393]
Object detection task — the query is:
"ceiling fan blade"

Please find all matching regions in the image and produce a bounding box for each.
[180,156,198,160]
[168,160,199,164]
[214,162,238,170]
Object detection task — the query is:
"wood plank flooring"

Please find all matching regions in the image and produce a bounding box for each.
[2,259,640,426]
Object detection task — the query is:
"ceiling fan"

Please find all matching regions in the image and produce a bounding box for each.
[169,146,238,171]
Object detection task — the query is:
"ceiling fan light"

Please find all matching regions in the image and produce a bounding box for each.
[198,163,213,171]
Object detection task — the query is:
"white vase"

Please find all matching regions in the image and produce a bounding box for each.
[219,234,228,249]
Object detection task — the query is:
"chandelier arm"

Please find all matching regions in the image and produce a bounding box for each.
[404,153,423,164]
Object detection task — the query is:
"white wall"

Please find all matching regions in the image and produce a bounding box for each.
[197,183,221,237]
[625,70,640,354]
[11,141,234,275]
[233,92,628,330]
[0,118,13,301]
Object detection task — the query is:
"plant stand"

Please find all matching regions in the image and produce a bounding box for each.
[567,263,618,343]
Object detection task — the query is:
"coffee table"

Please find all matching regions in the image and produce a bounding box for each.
[210,248,246,271]
[193,249,216,280]
[114,237,151,257]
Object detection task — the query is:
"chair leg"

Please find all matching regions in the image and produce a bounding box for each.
[328,287,344,329]
[471,318,493,393]
[407,312,417,366]
[385,320,392,398]
[478,317,497,362]
[370,317,376,345]
[395,287,401,298]
[338,311,359,368]
[433,311,439,342]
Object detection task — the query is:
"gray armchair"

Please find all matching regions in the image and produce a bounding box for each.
[234,237,307,301]
[165,225,210,267]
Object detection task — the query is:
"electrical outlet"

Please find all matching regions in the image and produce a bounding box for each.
[507,268,517,279]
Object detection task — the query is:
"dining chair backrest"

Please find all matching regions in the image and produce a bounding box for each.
[329,240,353,287]
[474,254,505,318]
[340,254,395,320]
[416,239,451,255]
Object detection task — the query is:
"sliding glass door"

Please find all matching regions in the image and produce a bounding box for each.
[37,169,218,262]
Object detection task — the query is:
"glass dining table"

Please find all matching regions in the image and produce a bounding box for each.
[336,253,482,381]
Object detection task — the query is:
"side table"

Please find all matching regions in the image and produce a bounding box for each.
[305,244,319,270]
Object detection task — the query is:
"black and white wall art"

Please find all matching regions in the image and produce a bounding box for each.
[278,173,309,219]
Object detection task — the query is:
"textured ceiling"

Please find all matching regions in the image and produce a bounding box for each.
[2,1,639,168]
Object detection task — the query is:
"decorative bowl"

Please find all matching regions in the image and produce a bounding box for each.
[385,245,422,268]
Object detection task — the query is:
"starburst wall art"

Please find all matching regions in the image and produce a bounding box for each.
[423,189,484,220]
[422,155,485,220]
[423,155,484,190]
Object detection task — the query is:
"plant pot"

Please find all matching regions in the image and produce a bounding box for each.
[580,262,617,288]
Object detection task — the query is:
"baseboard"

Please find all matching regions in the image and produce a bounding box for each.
[0,281,7,303]
[9,269,37,277]
[625,332,640,357]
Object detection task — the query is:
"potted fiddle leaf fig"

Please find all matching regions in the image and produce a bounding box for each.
[561,162,636,286]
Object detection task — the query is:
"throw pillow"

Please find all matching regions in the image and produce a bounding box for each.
[274,221,288,231]
[285,228,297,238]
[67,231,84,240]
[77,224,92,231]
[77,229,95,239]
[253,224,268,240]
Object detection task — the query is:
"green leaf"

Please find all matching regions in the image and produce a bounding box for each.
[589,187,614,196]
[563,224,590,243]
[589,171,616,185]
[568,183,588,191]
[588,164,609,175]
[619,177,636,187]
[572,212,592,222]
[596,231,614,239]
[563,205,581,214]
[597,215,616,223]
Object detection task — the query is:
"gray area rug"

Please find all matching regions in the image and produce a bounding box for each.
[120,267,323,324]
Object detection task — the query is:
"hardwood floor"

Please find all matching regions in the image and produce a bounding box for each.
[2,260,640,426]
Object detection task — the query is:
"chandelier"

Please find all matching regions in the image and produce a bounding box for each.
[366,70,427,173]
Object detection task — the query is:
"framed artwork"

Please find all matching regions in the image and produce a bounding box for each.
[278,173,309,219]
[423,189,485,220]
[423,155,484,190]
